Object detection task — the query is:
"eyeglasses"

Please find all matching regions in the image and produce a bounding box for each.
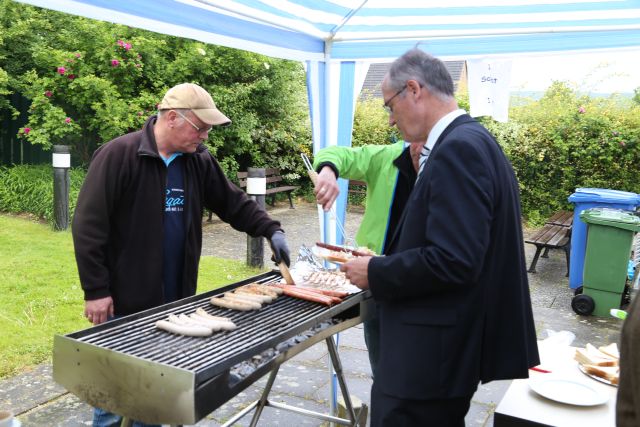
[174,110,212,134]
[383,85,407,114]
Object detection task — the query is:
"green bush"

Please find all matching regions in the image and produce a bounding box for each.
[489,82,640,223]
[0,0,311,184]
[0,164,85,224]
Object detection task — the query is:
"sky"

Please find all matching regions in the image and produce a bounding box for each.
[508,50,640,94]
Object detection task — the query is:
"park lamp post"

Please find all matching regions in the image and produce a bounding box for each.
[52,145,70,231]
[246,167,266,268]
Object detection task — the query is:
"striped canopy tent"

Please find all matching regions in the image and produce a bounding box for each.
[17,0,640,245]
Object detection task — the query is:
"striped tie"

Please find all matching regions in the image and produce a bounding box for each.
[418,146,431,177]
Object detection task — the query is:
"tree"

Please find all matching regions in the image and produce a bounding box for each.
[0,0,311,179]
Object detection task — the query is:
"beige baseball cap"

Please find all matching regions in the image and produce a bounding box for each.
[158,83,231,126]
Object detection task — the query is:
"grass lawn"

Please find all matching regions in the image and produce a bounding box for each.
[0,214,265,379]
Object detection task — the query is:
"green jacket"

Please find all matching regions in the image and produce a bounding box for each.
[313,141,406,254]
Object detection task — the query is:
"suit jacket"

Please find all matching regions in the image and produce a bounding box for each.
[368,114,539,400]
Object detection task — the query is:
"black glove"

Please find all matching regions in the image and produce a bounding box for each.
[269,230,291,267]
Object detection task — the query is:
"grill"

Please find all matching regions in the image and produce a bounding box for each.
[53,271,372,425]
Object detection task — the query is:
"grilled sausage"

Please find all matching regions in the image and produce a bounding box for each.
[222,293,263,309]
[188,313,237,331]
[241,284,281,298]
[273,284,343,304]
[210,295,257,311]
[232,289,275,303]
[195,307,236,324]
[155,319,212,337]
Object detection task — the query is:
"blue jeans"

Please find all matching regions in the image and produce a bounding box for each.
[92,315,161,427]
[93,407,161,427]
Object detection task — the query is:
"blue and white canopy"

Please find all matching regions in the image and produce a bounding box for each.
[15,0,640,245]
[16,0,640,61]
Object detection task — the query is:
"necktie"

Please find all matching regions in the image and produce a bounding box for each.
[418,146,431,177]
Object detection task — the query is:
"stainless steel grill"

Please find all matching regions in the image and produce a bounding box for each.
[53,271,372,425]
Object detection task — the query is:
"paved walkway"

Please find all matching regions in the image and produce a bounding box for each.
[0,201,623,426]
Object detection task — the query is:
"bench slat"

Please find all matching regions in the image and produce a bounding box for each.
[546,210,573,227]
[236,168,298,208]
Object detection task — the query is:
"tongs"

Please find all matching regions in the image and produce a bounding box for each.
[301,153,354,247]
[315,242,371,257]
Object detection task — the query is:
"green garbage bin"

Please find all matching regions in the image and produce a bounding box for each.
[571,208,640,316]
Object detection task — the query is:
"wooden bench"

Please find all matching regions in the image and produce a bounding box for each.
[525,210,573,276]
[237,168,299,209]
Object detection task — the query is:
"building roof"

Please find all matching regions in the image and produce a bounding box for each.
[360,61,466,99]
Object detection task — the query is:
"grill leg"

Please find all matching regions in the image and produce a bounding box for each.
[326,337,359,426]
[248,364,281,427]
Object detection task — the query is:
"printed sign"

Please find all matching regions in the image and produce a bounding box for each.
[467,59,512,122]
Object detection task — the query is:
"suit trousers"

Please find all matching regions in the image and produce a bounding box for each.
[371,381,472,427]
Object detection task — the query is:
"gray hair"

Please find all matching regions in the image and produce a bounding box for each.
[157,108,190,119]
[387,48,454,101]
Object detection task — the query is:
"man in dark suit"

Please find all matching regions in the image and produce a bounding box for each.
[341,48,540,426]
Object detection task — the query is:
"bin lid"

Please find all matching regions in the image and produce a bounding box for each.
[580,208,640,231]
[568,187,640,205]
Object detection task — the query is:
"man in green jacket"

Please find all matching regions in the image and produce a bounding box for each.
[313,140,424,377]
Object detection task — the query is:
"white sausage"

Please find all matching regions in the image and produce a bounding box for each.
[189,313,237,331]
[195,307,235,324]
[155,319,212,337]
[222,293,262,310]
[210,296,256,311]
[232,289,274,303]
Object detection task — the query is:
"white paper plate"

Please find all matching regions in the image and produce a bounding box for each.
[529,376,609,406]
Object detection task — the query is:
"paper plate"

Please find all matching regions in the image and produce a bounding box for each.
[529,376,609,406]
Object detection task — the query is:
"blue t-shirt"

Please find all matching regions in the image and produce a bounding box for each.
[161,153,185,303]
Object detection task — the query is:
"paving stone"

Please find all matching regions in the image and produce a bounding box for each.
[0,364,67,414]
[17,392,92,426]
[466,401,493,427]
[1,201,625,426]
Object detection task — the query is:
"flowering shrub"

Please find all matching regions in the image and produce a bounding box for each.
[0,0,310,181]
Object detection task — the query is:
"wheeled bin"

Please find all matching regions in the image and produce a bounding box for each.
[571,208,640,316]
[567,188,640,289]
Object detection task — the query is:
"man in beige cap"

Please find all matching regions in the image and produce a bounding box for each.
[72,83,290,427]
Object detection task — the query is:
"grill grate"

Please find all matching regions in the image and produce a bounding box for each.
[68,272,364,383]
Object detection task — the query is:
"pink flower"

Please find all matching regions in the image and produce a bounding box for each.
[111,59,120,67]
[620,141,626,147]
[44,91,52,97]
[57,67,66,75]
[612,131,619,136]
[135,63,141,68]
[65,117,71,124]
[124,43,132,51]
[23,127,31,135]
[67,74,76,80]
[117,39,124,46]
[75,53,82,58]
[578,106,586,114]
[137,111,143,116]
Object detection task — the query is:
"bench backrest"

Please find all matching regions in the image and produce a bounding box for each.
[237,168,283,188]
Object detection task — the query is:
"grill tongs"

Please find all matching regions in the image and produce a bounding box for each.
[301,153,355,247]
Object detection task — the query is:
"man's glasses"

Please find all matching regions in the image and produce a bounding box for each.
[175,110,212,134]
[383,85,407,114]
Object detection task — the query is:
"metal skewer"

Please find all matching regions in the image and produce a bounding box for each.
[300,153,355,247]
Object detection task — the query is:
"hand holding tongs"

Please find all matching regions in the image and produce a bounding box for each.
[301,153,355,247]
